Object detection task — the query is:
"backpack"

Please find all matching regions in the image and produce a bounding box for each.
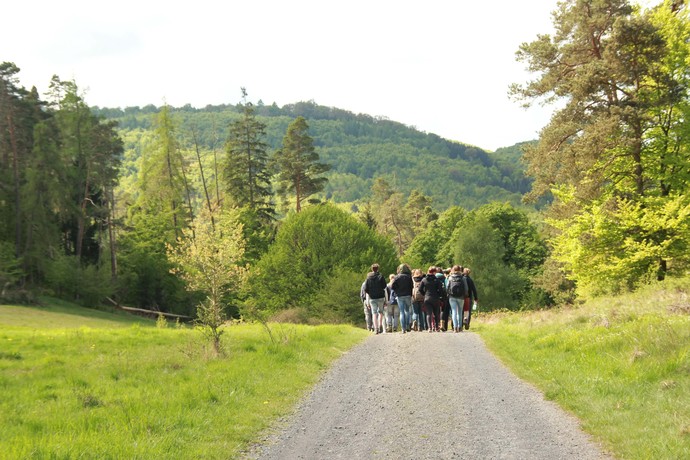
[448,274,466,298]
[412,278,424,302]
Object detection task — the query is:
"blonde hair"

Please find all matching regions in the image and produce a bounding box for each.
[412,269,423,277]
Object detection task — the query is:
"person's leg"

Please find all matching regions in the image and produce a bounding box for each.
[449,297,461,332]
[370,298,383,334]
[433,301,441,331]
[463,297,470,326]
[398,296,410,333]
[364,302,372,331]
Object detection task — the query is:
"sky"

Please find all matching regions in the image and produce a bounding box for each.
[3,0,567,151]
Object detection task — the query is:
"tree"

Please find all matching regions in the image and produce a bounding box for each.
[511,0,690,295]
[48,77,122,264]
[224,89,274,222]
[248,203,398,317]
[119,106,190,312]
[404,189,437,236]
[273,116,330,213]
[451,216,525,310]
[0,62,39,263]
[168,208,248,354]
[407,206,465,269]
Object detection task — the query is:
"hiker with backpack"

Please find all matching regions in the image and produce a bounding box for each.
[446,265,468,333]
[419,266,444,332]
[364,263,388,334]
[411,268,426,331]
[436,267,449,331]
[463,267,479,330]
[392,263,413,333]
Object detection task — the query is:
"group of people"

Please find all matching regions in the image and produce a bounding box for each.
[360,263,478,334]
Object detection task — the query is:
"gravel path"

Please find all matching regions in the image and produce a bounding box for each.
[245,331,611,459]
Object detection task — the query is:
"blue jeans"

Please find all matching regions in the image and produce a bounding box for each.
[397,295,412,331]
[449,297,463,330]
[387,303,399,330]
[412,301,425,330]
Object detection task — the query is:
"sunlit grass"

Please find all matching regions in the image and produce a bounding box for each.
[475,277,690,459]
[0,302,368,459]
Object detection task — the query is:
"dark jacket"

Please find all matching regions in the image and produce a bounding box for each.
[365,271,387,300]
[386,283,398,305]
[435,273,447,300]
[447,273,468,298]
[465,275,478,301]
[419,273,443,300]
[392,273,413,297]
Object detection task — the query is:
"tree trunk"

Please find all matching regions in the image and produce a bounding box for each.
[107,187,117,282]
[192,128,215,229]
[7,113,21,259]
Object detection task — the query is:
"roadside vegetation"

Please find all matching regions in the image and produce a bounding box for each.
[0,300,368,459]
[476,277,690,459]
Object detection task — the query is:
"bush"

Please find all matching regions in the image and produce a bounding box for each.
[44,254,113,306]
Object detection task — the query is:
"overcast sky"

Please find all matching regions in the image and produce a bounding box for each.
[3,1,569,150]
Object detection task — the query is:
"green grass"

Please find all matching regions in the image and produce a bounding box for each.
[475,277,690,459]
[0,301,369,459]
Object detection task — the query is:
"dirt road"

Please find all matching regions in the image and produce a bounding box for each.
[246,331,610,459]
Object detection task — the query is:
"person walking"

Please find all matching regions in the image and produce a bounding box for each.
[463,267,479,330]
[392,263,413,333]
[446,265,468,333]
[360,280,373,331]
[436,267,449,331]
[385,274,399,332]
[419,266,443,332]
[411,269,426,331]
[364,264,387,334]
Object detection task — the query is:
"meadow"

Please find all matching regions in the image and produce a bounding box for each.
[0,301,368,459]
[475,277,690,459]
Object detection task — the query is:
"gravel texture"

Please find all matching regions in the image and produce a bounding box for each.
[245,330,611,459]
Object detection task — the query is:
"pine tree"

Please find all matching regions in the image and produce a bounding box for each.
[273,116,330,212]
[511,0,690,294]
[224,89,274,221]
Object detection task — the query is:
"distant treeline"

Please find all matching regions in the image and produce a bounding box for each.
[94,100,535,211]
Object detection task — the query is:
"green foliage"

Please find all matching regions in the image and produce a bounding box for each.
[248,203,398,313]
[404,205,465,268]
[452,216,526,310]
[43,254,114,306]
[513,0,690,296]
[310,269,365,325]
[167,208,248,353]
[549,190,690,297]
[0,241,22,287]
[117,210,193,315]
[432,203,548,309]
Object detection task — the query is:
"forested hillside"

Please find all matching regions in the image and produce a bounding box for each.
[94,101,532,211]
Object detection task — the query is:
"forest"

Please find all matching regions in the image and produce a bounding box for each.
[1,0,689,326]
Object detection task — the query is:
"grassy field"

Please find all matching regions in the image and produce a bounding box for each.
[475,277,690,459]
[0,300,369,459]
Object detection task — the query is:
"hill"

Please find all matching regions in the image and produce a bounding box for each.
[94,101,534,211]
